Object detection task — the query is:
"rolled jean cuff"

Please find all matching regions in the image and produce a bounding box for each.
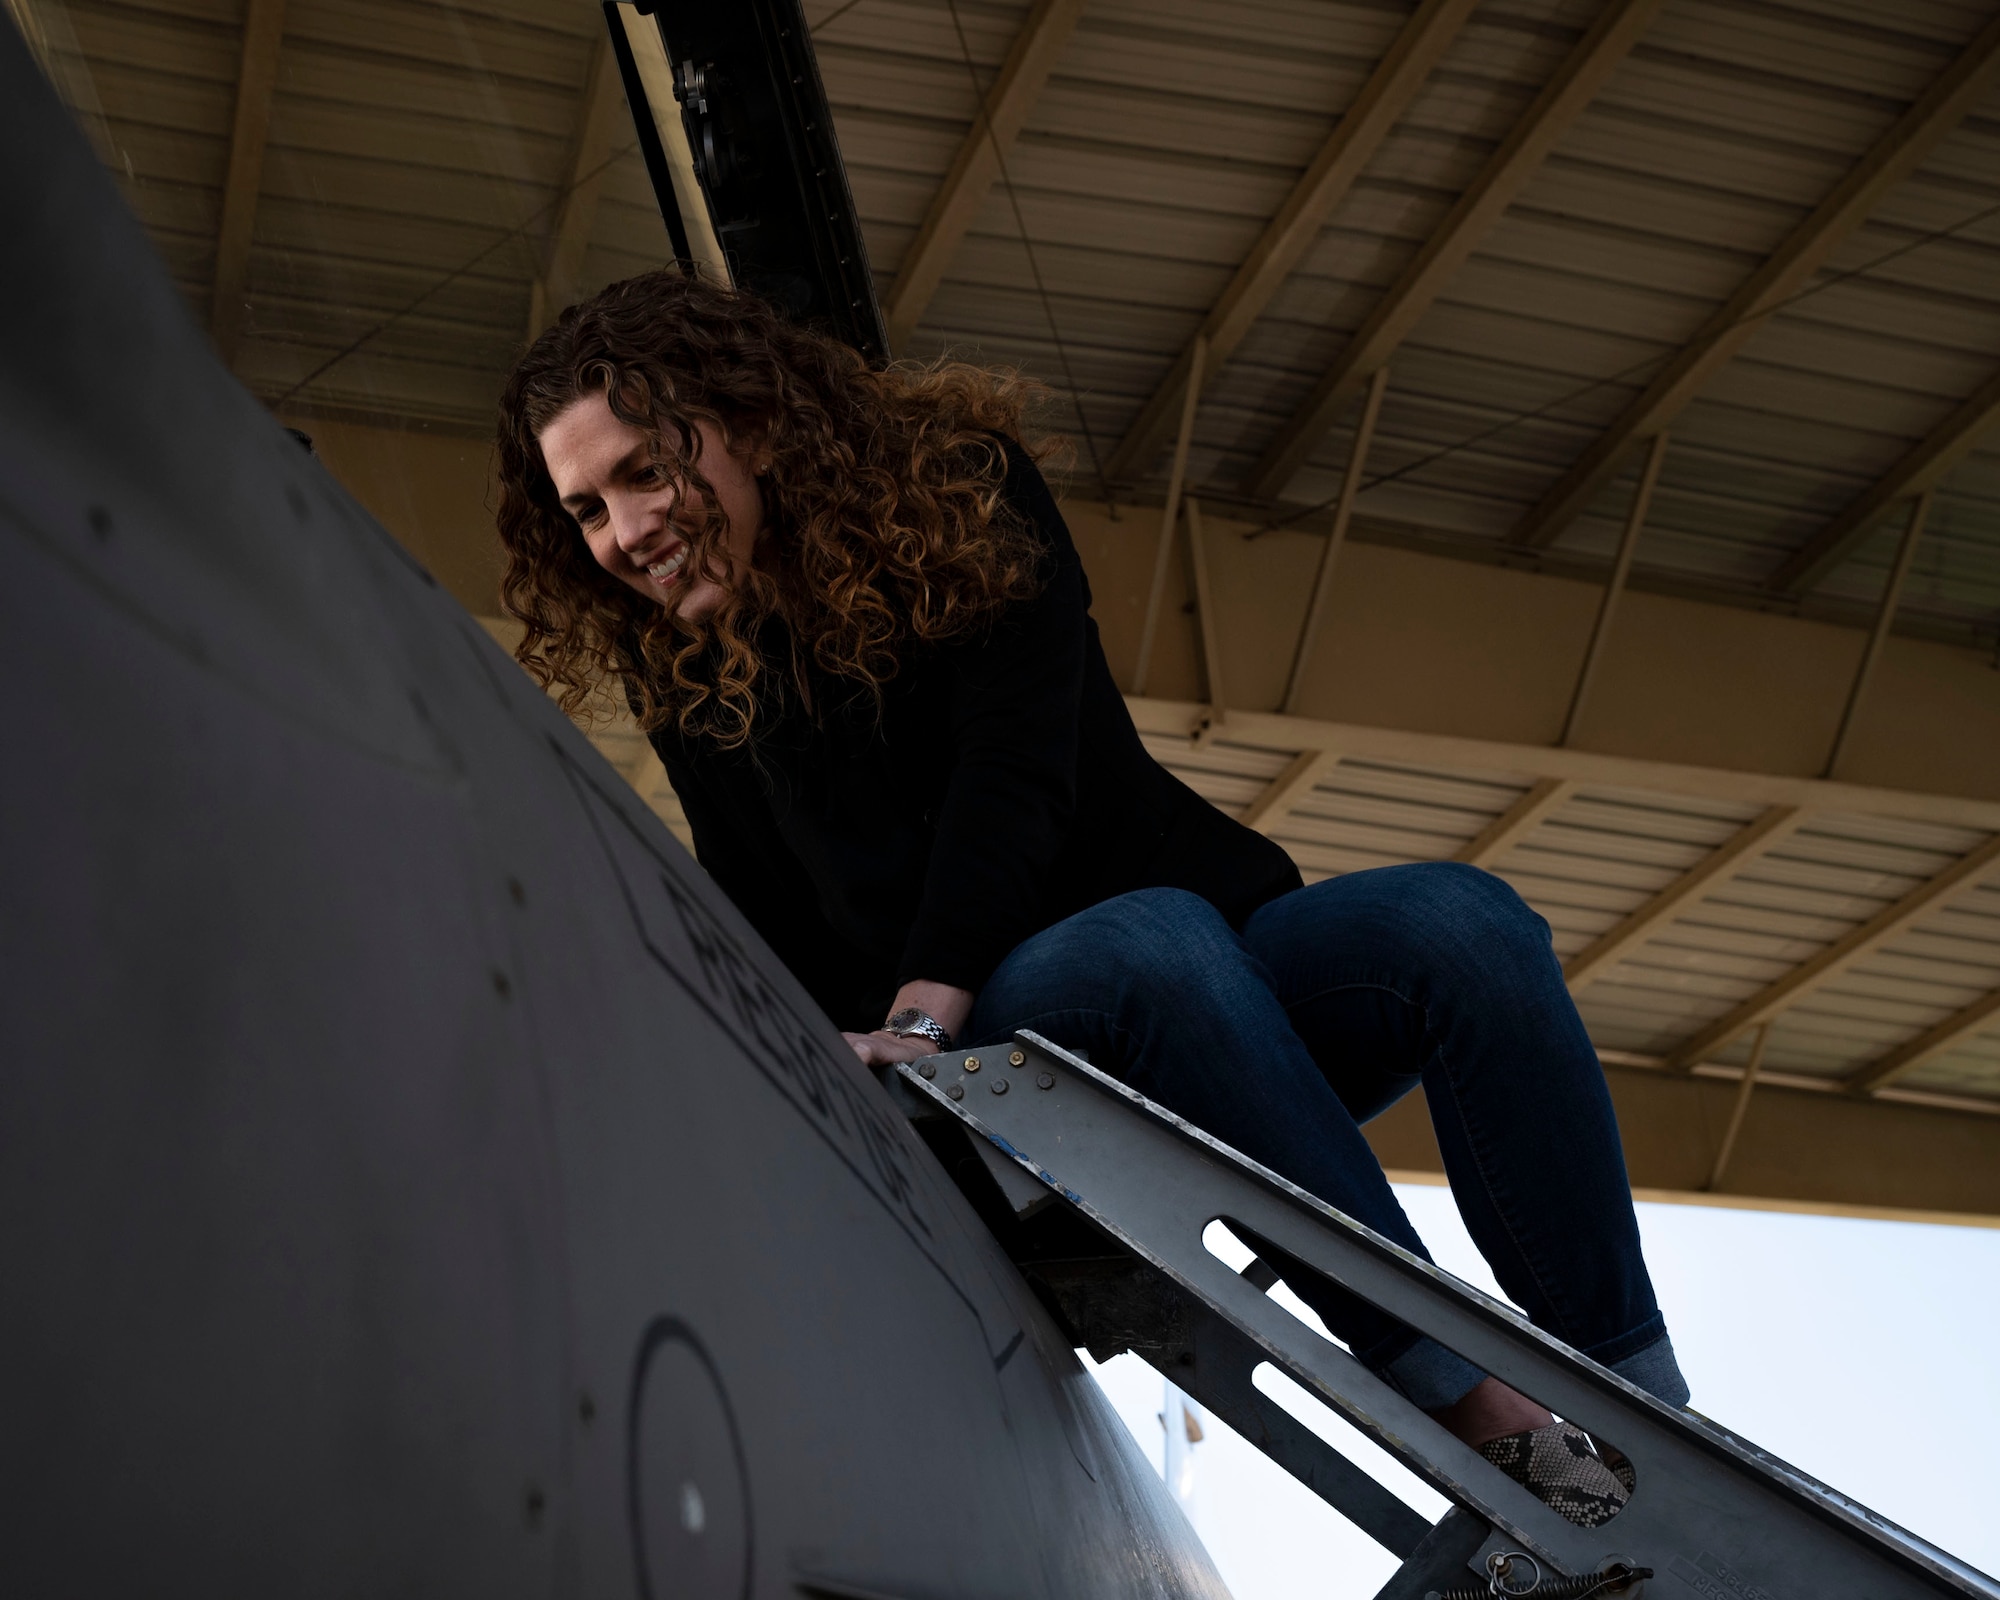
[1379,1324,1689,1415]
[1379,1334,1488,1413]
[1605,1331,1690,1408]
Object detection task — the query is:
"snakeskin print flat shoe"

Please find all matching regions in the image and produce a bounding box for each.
[1477,1419,1632,1527]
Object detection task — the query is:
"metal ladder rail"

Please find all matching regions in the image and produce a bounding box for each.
[894,1047,1613,1590]
[893,1069,1440,1570]
[894,1031,1998,1600]
[889,1046,1620,1588]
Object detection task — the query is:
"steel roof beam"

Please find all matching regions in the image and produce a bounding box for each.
[1452,776,1574,868]
[1559,428,1670,746]
[1246,0,1663,503]
[1662,829,2000,1072]
[1240,749,1342,835]
[1183,497,1228,721]
[1821,488,1933,780]
[881,0,1084,355]
[1121,697,2000,836]
[1846,986,2000,1097]
[528,37,625,338]
[1767,365,2000,596]
[1703,1021,1771,1192]
[1282,365,1390,714]
[1510,14,2000,551]
[1133,333,1206,697]
[210,0,286,367]
[1563,804,1807,993]
[1103,0,1479,484]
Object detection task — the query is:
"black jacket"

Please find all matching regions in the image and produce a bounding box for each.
[650,444,1302,1033]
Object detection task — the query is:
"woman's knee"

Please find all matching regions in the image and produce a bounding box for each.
[1406,861,1547,938]
[980,887,1249,1018]
[1323,862,1555,985]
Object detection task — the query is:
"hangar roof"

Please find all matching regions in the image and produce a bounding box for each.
[831,0,2000,641]
[21,0,2000,640]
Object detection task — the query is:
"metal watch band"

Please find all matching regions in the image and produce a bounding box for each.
[882,1008,952,1051]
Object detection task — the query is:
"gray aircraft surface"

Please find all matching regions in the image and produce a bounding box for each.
[0,21,1232,1598]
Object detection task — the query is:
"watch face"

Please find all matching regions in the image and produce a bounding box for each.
[885,1010,945,1046]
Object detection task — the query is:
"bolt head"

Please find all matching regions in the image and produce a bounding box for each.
[963,1056,980,1072]
[1008,1050,1025,1067]
[917,1061,935,1080]
[1035,1072,1055,1090]
[946,1083,964,1101]
[991,1077,1009,1095]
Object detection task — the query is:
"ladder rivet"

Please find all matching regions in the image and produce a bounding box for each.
[917,1061,935,1080]
[1035,1072,1055,1090]
[946,1083,964,1101]
[1008,1050,1025,1067]
[963,1056,980,1072]
[991,1078,1008,1095]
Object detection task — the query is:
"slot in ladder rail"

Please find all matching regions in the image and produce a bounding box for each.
[891,1032,1998,1600]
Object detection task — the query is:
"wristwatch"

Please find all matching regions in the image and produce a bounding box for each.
[882,1007,952,1051]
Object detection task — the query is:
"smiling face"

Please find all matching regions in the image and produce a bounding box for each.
[537,391,764,623]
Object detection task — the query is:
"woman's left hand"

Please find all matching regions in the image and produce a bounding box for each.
[843,1030,948,1067]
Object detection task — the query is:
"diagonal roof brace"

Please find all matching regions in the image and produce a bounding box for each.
[1564,805,1807,993]
[1453,776,1574,869]
[1510,12,2000,551]
[1767,363,2000,596]
[1846,985,2000,1097]
[1102,0,1479,484]
[880,0,1085,355]
[1246,0,1665,504]
[1663,829,2000,1072]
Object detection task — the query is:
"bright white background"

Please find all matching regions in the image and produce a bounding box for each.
[1085,1182,2000,1599]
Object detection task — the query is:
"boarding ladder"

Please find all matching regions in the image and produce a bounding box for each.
[888,1032,1998,1600]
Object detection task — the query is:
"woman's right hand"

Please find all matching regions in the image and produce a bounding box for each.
[842,1030,944,1067]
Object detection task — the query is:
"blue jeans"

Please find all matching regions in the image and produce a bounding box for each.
[967,864,1689,1413]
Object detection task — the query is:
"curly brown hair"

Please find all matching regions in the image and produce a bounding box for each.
[495,270,1053,747]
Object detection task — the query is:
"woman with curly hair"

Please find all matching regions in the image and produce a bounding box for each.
[497,270,1686,1526]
